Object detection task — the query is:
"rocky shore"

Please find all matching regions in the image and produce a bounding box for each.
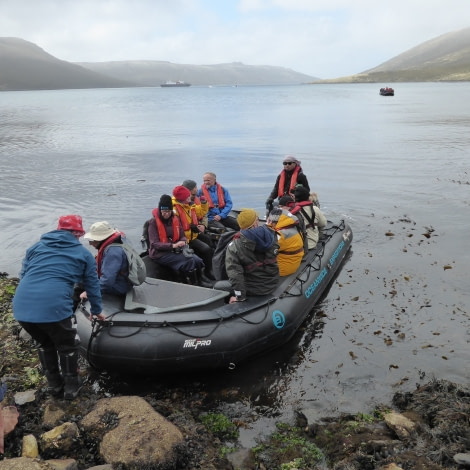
[1,275,469,469]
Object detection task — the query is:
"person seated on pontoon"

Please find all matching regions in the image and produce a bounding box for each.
[214,209,279,303]
[266,207,304,276]
[290,185,327,250]
[147,194,210,287]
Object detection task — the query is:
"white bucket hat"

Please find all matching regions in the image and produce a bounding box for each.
[84,221,116,241]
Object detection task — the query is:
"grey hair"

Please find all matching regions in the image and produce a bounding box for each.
[182,179,197,190]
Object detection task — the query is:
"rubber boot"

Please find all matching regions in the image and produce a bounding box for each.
[198,268,214,288]
[59,351,83,400]
[38,348,64,397]
[195,268,213,288]
[186,270,198,285]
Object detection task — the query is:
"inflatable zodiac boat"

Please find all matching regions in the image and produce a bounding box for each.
[75,219,352,374]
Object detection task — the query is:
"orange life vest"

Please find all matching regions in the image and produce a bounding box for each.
[174,203,198,231]
[151,208,181,243]
[201,183,226,209]
[277,165,301,198]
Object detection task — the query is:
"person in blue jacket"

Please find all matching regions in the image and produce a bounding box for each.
[13,215,104,400]
[83,220,130,295]
[198,172,240,231]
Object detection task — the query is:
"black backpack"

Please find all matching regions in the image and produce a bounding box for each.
[141,218,154,255]
[212,230,238,281]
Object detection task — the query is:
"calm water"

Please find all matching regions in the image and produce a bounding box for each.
[1,83,469,446]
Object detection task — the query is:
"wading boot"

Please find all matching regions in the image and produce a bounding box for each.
[38,348,64,397]
[59,351,83,400]
[198,268,214,288]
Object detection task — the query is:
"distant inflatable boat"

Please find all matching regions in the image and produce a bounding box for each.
[380,87,394,96]
[161,81,191,87]
[76,219,352,375]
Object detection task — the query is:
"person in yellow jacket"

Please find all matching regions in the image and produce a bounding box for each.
[172,185,215,281]
[267,207,304,276]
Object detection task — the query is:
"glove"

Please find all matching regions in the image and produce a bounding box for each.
[200,196,207,203]
[265,197,274,210]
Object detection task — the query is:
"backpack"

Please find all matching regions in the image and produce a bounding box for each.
[212,230,238,281]
[141,218,153,253]
[109,242,147,286]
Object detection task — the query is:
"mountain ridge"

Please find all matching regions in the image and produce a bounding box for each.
[2,28,470,91]
[0,37,317,91]
[313,27,470,83]
[75,59,317,87]
[0,37,131,91]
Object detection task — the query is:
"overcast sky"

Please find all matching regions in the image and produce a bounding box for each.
[1,0,469,78]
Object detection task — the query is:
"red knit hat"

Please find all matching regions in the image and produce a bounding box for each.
[172,185,191,202]
[57,214,85,236]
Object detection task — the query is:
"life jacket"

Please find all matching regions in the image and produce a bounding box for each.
[151,208,181,243]
[173,202,198,231]
[290,201,316,229]
[277,165,301,198]
[201,183,226,209]
[271,213,304,276]
[96,231,123,277]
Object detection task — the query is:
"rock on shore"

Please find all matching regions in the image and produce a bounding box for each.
[1,275,470,469]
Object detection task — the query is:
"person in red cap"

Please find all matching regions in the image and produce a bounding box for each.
[172,185,215,282]
[13,215,104,400]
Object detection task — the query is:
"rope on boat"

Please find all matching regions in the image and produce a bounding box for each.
[281,219,345,299]
[81,219,350,362]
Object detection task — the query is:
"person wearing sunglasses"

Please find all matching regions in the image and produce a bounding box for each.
[266,155,310,213]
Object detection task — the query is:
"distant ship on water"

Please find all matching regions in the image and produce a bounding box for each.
[160,80,191,87]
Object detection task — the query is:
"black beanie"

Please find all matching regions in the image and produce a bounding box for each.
[294,185,310,202]
[279,195,295,207]
[158,194,173,211]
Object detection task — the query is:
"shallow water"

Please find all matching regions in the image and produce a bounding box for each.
[1,83,469,446]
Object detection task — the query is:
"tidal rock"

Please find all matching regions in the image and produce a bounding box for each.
[383,411,416,439]
[81,395,184,468]
[21,433,38,458]
[40,422,80,454]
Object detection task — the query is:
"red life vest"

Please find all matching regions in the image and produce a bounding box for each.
[277,165,301,198]
[173,203,198,231]
[96,231,123,277]
[201,183,225,209]
[151,208,181,242]
[291,201,316,228]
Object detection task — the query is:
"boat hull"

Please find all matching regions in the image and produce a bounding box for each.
[379,87,394,96]
[160,82,191,87]
[76,220,352,374]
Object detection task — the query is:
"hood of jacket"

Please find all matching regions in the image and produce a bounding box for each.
[240,226,275,252]
[274,212,299,231]
[40,230,83,249]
